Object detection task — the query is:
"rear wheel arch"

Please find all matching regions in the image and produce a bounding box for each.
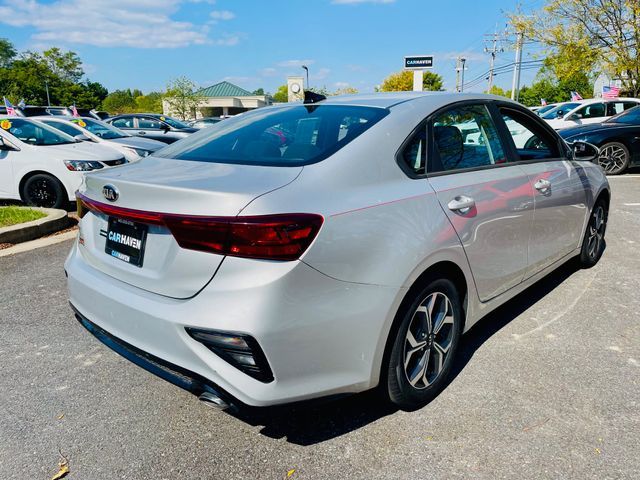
[378,261,468,385]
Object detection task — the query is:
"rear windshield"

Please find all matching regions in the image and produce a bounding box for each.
[155,105,389,166]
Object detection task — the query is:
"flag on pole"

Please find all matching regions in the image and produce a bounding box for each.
[3,97,16,116]
[570,91,583,101]
[602,85,620,99]
[17,99,26,109]
[541,98,547,106]
[70,104,79,117]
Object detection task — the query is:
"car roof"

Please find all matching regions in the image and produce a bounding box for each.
[33,115,95,121]
[317,91,516,109]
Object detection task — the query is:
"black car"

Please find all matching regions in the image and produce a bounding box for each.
[560,106,640,175]
[105,114,198,144]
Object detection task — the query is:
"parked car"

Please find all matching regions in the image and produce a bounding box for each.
[94,111,110,120]
[188,117,223,129]
[559,105,640,174]
[16,106,102,120]
[66,92,609,411]
[0,117,127,208]
[105,114,198,144]
[535,103,558,117]
[543,97,640,130]
[36,116,166,162]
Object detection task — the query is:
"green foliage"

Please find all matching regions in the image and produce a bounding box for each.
[135,92,164,113]
[380,70,443,92]
[164,76,202,120]
[486,85,511,98]
[272,84,288,103]
[252,88,265,95]
[517,73,592,106]
[0,206,46,228]
[0,40,108,109]
[102,90,137,113]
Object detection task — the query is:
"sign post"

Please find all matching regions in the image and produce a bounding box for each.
[404,55,434,92]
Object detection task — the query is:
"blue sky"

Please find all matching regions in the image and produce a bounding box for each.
[0,0,544,95]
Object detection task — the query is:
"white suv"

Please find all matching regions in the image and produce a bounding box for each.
[543,97,640,130]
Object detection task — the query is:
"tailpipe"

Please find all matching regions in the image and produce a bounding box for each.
[198,391,230,410]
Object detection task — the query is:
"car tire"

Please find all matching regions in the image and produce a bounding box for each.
[384,278,463,410]
[578,198,608,268]
[598,142,629,175]
[21,173,67,209]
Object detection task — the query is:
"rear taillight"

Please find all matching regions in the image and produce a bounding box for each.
[77,193,323,261]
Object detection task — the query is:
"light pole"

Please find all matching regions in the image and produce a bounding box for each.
[44,80,51,106]
[302,65,309,90]
[460,58,467,92]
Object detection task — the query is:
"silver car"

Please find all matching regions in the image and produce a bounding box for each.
[66,92,609,411]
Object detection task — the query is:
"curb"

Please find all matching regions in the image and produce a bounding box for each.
[0,207,70,244]
[0,230,77,257]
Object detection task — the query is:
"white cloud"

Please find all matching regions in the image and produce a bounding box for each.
[210,10,235,20]
[0,0,238,48]
[276,59,315,68]
[310,68,331,81]
[332,0,395,4]
[260,67,278,77]
[334,81,350,89]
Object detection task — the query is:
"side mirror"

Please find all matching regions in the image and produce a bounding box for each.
[556,110,565,118]
[570,140,599,162]
[0,137,17,151]
[161,124,171,132]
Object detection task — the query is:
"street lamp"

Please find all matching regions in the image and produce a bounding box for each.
[302,65,309,90]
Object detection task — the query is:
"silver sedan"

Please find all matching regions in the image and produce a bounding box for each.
[66,92,609,411]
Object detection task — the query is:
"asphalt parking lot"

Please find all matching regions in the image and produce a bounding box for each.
[1,175,639,480]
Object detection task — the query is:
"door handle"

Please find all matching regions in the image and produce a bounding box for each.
[138,131,146,135]
[534,179,551,192]
[447,195,475,214]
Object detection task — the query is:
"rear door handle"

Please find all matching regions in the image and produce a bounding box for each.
[534,179,551,192]
[447,195,475,214]
[137,131,146,135]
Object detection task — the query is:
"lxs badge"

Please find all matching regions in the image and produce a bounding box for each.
[102,184,119,202]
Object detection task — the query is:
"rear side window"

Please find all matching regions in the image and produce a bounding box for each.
[155,105,388,166]
[429,104,506,173]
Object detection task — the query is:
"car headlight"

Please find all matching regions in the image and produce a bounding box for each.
[123,147,151,158]
[64,160,104,171]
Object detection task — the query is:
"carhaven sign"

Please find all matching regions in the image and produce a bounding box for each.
[404,55,434,70]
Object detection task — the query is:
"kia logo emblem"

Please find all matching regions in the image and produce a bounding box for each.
[102,184,119,202]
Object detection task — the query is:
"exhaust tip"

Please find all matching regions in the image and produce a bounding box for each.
[198,391,230,410]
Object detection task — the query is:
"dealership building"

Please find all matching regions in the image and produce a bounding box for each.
[163,81,271,119]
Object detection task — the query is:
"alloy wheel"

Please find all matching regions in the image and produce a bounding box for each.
[587,205,606,260]
[27,178,57,208]
[598,144,627,174]
[403,292,455,390]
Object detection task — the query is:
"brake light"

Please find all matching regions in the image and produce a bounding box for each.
[77,193,323,261]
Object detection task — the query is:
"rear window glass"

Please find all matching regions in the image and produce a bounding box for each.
[155,105,389,166]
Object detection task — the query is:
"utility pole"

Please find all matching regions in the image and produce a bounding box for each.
[460,57,467,92]
[510,31,523,101]
[44,80,51,106]
[455,57,461,92]
[484,29,504,93]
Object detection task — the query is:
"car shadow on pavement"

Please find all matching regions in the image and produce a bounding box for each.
[231,259,581,446]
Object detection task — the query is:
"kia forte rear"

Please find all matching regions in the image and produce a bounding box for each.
[66,93,609,410]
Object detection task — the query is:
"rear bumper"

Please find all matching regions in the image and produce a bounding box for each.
[65,241,403,407]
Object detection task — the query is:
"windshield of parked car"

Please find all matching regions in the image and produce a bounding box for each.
[158,115,190,129]
[0,118,77,146]
[155,105,389,166]
[75,117,129,139]
[40,119,85,138]
[541,103,581,119]
[536,104,556,116]
[607,105,640,124]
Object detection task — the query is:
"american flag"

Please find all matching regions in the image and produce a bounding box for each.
[3,97,16,116]
[70,104,79,117]
[570,91,583,101]
[541,98,547,106]
[602,85,620,99]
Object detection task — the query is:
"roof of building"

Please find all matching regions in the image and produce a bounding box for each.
[196,81,253,98]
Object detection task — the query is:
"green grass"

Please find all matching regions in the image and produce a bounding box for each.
[0,206,47,228]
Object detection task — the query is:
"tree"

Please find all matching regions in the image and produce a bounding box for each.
[272,84,288,103]
[0,38,16,68]
[102,90,137,113]
[252,88,265,95]
[380,70,443,92]
[42,47,84,83]
[333,86,358,95]
[510,0,640,96]
[486,85,510,97]
[135,92,164,113]
[164,76,202,119]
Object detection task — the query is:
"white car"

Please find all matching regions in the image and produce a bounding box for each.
[66,92,609,411]
[35,116,166,162]
[543,97,640,130]
[0,117,127,208]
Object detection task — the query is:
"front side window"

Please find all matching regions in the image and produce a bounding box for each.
[574,103,605,119]
[79,118,128,139]
[138,117,163,129]
[159,116,189,129]
[1,118,76,146]
[499,108,560,160]
[155,105,388,167]
[430,104,506,173]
